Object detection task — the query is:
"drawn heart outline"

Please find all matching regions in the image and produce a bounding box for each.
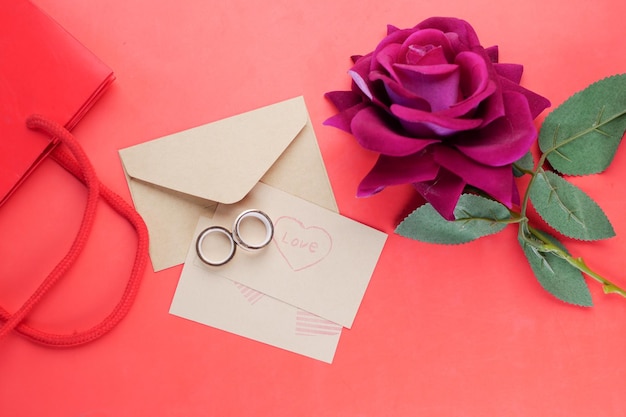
[272,216,333,271]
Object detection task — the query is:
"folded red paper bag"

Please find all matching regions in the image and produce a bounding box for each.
[0,0,148,346]
[0,0,115,206]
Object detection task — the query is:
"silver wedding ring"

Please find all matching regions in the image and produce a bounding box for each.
[195,209,274,266]
[232,209,274,250]
[195,226,236,266]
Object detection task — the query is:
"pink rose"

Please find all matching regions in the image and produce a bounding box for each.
[325,17,550,219]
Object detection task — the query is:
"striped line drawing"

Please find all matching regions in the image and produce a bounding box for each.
[234,282,264,305]
[295,310,342,336]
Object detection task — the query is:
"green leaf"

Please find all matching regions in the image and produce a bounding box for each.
[513,151,535,177]
[519,232,592,306]
[538,74,626,175]
[395,194,511,244]
[528,170,614,241]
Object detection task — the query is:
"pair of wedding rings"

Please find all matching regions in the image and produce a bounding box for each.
[195,209,274,266]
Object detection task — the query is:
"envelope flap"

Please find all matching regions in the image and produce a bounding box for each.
[120,96,308,204]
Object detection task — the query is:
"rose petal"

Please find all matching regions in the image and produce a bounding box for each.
[323,101,367,133]
[485,45,499,63]
[351,107,440,155]
[373,27,414,60]
[499,76,551,118]
[413,168,466,220]
[393,62,458,76]
[441,79,498,121]
[452,91,537,166]
[473,86,506,127]
[358,151,440,196]
[350,55,363,63]
[372,72,432,110]
[373,43,403,82]
[399,49,497,122]
[390,103,483,136]
[405,44,448,66]
[391,63,460,111]
[510,179,520,206]
[348,54,375,99]
[455,51,489,99]
[324,90,362,112]
[417,17,481,50]
[350,54,391,108]
[386,24,401,36]
[433,145,516,207]
[398,28,456,62]
[493,63,523,83]
[349,69,374,100]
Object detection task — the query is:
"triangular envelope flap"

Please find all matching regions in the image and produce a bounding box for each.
[121,97,308,204]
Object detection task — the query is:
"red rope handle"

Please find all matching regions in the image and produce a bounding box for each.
[0,115,149,346]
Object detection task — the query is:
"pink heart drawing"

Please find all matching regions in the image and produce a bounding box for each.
[272,216,332,271]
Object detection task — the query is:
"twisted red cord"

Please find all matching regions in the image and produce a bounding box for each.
[0,115,149,346]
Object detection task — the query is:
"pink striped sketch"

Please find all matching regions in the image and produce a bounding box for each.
[295,310,342,336]
[234,282,264,305]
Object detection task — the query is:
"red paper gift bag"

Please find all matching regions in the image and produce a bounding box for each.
[0,0,148,346]
[0,0,115,206]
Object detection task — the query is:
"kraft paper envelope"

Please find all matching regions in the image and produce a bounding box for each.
[119,97,337,271]
[170,216,343,363]
[197,183,387,328]
[170,183,386,361]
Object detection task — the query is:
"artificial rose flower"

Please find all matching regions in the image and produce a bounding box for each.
[325,17,550,220]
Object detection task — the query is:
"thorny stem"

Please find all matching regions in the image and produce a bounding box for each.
[521,224,626,297]
[515,128,626,298]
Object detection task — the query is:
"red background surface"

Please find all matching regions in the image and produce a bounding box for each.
[1,0,625,415]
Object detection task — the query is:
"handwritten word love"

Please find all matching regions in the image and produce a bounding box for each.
[273,216,332,271]
[280,233,320,253]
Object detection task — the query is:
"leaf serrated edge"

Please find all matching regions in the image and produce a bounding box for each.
[545,74,626,123]
[395,205,470,246]
[529,171,615,242]
[395,194,513,245]
[539,74,626,174]
[519,238,593,307]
